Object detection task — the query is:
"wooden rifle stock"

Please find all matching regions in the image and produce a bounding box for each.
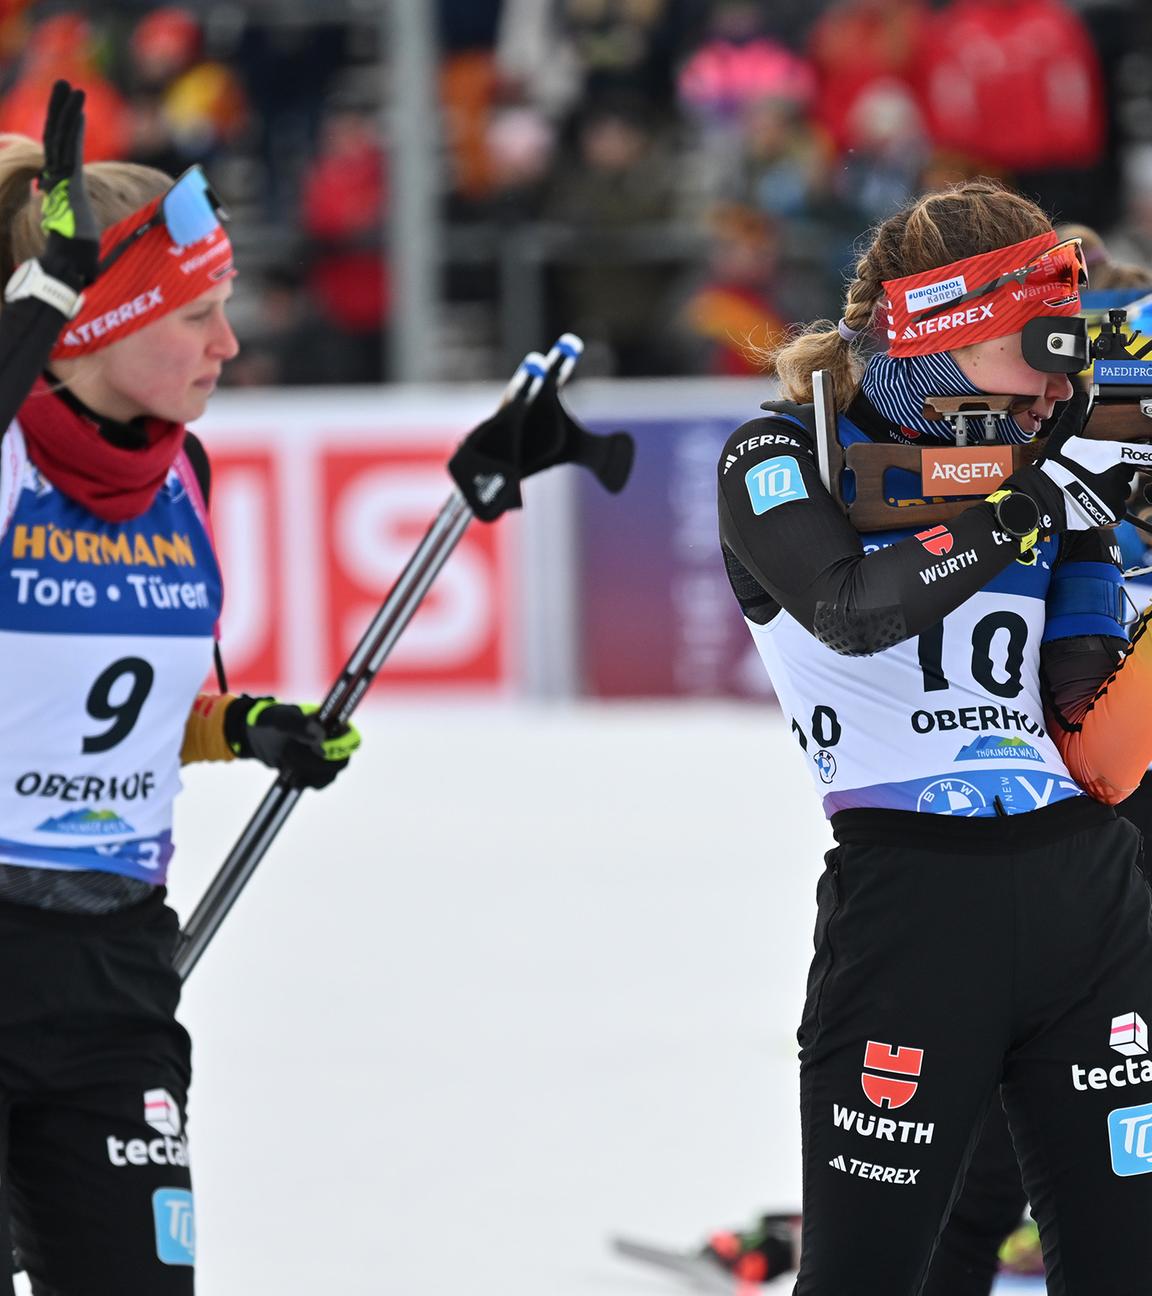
[815,372,1152,533]
[1083,400,1152,441]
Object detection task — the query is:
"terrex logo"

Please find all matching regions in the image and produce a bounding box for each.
[62,288,164,347]
[724,431,802,473]
[861,1040,924,1110]
[915,525,953,557]
[904,303,995,340]
[828,1154,921,1186]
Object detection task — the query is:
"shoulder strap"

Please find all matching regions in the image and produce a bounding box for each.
[178,431,228,695]
[183,430,211,503]
[0,423,25,545]
[758,399,819,442]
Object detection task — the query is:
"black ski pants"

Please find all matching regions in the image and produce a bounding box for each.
[920,776,1152,1296]
[795,797,1152,1296]
[0,888,194,1296]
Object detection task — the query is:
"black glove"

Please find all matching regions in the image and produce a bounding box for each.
[225,696,361,790]
[37,80,99,290]
[1001,392,1137,530]
[448,341,633,522]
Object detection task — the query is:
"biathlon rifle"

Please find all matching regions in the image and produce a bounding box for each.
[816,308,1152,533]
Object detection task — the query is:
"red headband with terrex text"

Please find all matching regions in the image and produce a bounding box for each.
[882,231,1085,358]
[50,195,235,360]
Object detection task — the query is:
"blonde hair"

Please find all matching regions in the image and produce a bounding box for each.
[770,180,1054,407]
[0,136,172,286]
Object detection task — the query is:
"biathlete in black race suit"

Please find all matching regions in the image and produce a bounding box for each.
[717,180,1152,1295]
[685,240,1152,1296]
[0,84,360,1293]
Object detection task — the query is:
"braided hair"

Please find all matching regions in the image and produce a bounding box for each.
[770,180,1055,407]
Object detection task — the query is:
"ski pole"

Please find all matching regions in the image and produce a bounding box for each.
[174,336,628,980]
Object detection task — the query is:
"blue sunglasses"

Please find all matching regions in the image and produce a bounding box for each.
[98,166,227,275]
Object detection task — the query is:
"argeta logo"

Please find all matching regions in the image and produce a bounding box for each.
[145,1088,182,1136]
[861,1040,923,1110]
[1112,1012,1148,1057]
[921,448,1012,495]
[153,1188,195,1265]
[1108,1102,1152,1177]
[915,525,953,557]
[745,456,808,516]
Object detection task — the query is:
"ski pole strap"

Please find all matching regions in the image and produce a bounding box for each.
[448,335,635,521]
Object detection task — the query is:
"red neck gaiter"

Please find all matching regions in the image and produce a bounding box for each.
[18,379,186,523]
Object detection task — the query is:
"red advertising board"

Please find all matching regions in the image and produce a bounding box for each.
[193,393,518,698]
[319,447,508,687]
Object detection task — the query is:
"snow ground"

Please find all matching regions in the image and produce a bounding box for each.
[19,704,1045,1294]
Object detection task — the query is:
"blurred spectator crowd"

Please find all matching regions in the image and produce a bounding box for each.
[1,0,1151,384]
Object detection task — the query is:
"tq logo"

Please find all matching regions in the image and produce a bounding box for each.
[861,1040,924,1110]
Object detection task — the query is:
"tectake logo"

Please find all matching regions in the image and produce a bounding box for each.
[745,455,808,516]
[861,1040,924,1110]
[1112,1011,1148,1057]
[1071,1013,1152,1091]
[915,525,953,557]
[106,1088,188,1169]
[145,1088,182,1136]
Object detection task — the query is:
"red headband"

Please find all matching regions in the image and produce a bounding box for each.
[51,196,235,360]
[882,232,1084,358]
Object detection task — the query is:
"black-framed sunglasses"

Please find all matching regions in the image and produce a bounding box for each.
[912,238,1088,325]
[97,166,228,276]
